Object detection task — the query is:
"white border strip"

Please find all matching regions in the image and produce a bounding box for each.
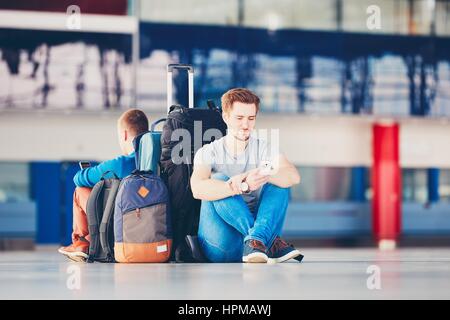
[0,10,137,34]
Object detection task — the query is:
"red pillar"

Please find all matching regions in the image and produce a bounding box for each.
[372,122,401,249]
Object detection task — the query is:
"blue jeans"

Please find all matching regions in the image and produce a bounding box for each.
[197,173,290,262]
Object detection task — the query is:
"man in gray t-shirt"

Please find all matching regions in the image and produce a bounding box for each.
[194,135,269,214]
[190,88,303,264]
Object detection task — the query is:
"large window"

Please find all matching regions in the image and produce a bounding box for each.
[139,0,447,35]
[1,0,449,115]
[291,166,450,204]
[290,166,370,202]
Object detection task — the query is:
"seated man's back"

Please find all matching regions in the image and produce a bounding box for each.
[58,109,149,262]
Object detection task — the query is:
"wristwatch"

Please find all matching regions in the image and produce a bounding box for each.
[240,179,250,194]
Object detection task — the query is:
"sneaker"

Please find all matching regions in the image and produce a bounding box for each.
[242,239,268,263]
[268,237,303,263]
[58,241,89,262]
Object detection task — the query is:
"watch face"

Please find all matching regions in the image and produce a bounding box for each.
[241,182,249,192]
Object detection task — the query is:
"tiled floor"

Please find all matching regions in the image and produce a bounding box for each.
[1,246,449,299]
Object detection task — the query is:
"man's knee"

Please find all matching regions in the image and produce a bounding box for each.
[272,184,290,192]
[211,172,230,182]
[263,183,290,198]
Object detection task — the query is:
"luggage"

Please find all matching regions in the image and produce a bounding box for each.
[86,172,120,263]
[133,119,165,173]
[160,64,227,262]
[185,235,208,262]
[113,130,172,263]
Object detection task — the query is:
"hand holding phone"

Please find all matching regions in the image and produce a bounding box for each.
[245,168,270,192]
[258,160,276,176]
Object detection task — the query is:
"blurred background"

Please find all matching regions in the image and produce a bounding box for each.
[1,0,450,250]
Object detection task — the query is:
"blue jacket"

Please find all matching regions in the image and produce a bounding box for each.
[73,152,136,188]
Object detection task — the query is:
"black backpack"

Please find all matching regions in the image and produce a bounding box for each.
[160,64,227,262]
[85,172,120,263]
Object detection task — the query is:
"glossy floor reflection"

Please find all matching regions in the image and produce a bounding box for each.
[1,247,449,299]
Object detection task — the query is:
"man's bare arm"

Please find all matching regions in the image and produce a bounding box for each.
[190,164,240,201]
[267,154,301,188]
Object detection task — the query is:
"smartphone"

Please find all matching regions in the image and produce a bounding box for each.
[79,161,91,170]
[258,160,275,176]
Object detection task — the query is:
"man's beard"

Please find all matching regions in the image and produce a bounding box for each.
[233,132,250,142]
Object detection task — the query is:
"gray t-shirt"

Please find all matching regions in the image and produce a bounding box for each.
[194,135,274,213]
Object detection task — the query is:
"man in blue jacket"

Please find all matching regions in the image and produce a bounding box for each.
[58,109,149,262]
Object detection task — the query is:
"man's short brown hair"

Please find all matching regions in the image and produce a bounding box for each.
[221,88,260,114]
[118,109,149,136]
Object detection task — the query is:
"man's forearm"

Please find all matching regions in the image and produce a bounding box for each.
[268,166,300,188]
[73,168,94,188]
[192,179,235,201]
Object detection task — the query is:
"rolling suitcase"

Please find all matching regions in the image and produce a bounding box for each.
[160,64,227,262]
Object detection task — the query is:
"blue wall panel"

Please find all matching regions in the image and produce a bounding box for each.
[30,162,61,244]
[350,167,367,202]
[427,168,440,203]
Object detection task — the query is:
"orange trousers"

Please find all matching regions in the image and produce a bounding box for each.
[72,187,92,244]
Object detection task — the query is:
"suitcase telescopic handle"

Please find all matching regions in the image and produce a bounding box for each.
[167,64,193,73]
[167,64,194,111]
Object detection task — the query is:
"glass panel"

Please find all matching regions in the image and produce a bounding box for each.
[243,0,337,31]
[438,169,450,203]
[0,162,30,203]
[343,0,436,35]
[402,168,428,202]
[249,54,298,113]
[432,62,450,117]
[342,0,411,34]
[435,0,450,36]
[290,166,370,202]
[371,55,410,116]
[140,0,239,26]
[410,0,435,35]
[295,168,450,204]
[304,57,342,114]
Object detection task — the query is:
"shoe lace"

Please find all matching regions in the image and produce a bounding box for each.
[270,237,292,254]
[250,240,266,252]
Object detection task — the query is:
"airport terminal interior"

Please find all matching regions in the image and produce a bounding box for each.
[1,0,450,300]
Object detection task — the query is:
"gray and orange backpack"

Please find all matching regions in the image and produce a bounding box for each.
[114,128,172,263]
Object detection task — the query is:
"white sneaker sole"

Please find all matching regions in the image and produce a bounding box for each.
[242,252,268,263]
[58,248,88,263]
[268,249,302,264]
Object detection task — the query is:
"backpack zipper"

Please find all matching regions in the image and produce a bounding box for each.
[136,207,141,219]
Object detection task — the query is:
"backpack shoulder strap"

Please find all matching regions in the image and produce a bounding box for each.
[132,131,149,169]
[86,180,105,263]
[99,179,121,262]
